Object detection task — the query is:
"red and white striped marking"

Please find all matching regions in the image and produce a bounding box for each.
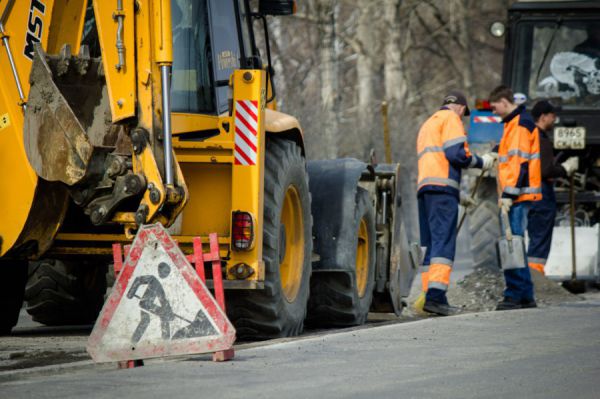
[473,116,502,123]
[234,100,259,166]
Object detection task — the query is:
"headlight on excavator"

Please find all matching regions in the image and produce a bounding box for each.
[232,211,255,251]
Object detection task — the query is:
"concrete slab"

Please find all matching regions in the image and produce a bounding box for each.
[2,296,599,398]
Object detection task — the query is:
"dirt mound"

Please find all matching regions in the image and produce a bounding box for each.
[448,267,504,312]
[448,267,580,312]
[405,265,582,318]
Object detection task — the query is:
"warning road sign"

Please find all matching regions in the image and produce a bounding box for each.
[87,224,236,363]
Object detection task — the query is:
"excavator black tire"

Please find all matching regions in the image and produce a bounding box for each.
[468,178,501,270]
[307,187,376,326]
[25,259,107,326]
[227,138,312,340]
[0,260,28,335]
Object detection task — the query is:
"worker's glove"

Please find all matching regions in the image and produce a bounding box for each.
[481,153,498,171]
[499,198,513,213]
[459,192,477,208]
[561,156,579,176]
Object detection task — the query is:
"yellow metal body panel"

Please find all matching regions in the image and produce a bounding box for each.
[178,163,232,236]
[46,0,86,55]
[228,69,266,280]
[265,108,303,135]
[172,113,219,134]
[93,0,136,121]
[132,0,154,132]
[0,0,57,256]
[152,0,173,64]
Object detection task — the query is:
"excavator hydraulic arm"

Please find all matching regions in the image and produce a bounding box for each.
[0,0,187,258]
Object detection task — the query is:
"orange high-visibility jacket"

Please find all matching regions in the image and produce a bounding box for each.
[417,108,482,196]
[498,105,542,203]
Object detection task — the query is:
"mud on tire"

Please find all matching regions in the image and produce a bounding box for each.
[25,259,107,326]
[226,138,312,340]
[307,187,376,327]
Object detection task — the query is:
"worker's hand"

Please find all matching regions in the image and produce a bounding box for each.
[481,153,497,171]
[499,198,513,213]
[460,192,477,208]
[561,156,579,176]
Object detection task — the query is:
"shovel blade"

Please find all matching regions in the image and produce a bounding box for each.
[497,236,527,270]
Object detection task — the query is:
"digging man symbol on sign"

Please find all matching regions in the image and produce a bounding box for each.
[127,262,175,343]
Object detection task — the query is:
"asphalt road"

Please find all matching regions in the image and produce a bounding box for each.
[2,295,599,399]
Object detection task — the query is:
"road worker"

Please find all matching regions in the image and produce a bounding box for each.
[527,100,579,275]
[489,85,542,310]
[417,91,496,316]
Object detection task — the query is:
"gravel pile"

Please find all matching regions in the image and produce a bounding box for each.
[448,267,505,312]
[406,266,581,317]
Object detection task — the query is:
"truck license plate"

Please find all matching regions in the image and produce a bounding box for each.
[554,127,586,149]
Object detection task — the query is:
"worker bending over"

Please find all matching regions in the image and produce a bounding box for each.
[417,91,495,316]
[527,100,579,274]
[489,86,542,310]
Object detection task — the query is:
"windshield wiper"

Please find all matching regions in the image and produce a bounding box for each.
[535,19,563,85]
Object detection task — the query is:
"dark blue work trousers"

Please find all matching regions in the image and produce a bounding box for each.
[502,202,535,302]
[418,191,458,303]
[527,182,557,272]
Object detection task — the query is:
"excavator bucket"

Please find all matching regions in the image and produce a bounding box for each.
[23,44,113,186]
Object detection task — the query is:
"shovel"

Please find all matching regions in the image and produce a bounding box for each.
[562,175,586,294]
[497,207,527,270]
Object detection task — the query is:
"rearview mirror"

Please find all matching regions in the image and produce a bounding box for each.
[259,0,297,16]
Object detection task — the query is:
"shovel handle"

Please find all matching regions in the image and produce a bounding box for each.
[500,207,514,253]
[500,207,513,242]
[569,175,577,280]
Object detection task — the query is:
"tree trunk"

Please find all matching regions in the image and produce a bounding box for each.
[269,18,288,109]
[316,0,340,159]
[455,0,474,95]
[356,0,377,155]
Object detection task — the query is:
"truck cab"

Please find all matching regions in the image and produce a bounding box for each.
[504,1,600,150]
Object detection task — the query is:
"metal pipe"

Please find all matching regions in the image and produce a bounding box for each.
[381,190,388,224]
[569,175,577,281]
[0,0,26,110]
[0,0,15,27]
[160,65,174,185]
[115,0,125,70]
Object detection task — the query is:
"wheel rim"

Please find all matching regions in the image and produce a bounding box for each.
[279,185,304,303]
[356,217,369,298]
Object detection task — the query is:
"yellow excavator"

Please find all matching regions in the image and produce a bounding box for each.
[0,0,418,337]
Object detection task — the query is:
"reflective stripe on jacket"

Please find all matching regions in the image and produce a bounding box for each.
[417,108,482,196]
[498,105,542,203]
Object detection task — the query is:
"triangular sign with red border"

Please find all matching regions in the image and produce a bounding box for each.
[87,224,236,362]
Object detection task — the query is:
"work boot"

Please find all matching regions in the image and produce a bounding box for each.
[520,299,537,309]
[423,300,459,316]
[495,297,522,311]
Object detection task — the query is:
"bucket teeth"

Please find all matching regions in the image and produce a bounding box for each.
[56,44,72,77]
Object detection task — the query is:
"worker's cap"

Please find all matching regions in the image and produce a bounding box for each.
[442,91,470,116]
[531,100,556,120]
